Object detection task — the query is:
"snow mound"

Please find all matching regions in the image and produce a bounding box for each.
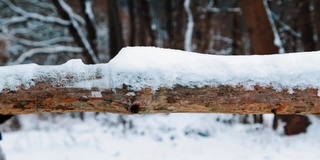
[109,47,320,92]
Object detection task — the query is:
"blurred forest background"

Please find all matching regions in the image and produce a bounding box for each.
[0,0,320,143]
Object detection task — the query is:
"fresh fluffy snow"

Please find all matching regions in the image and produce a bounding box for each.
[109,47,320,93]
[1,113,320,160]
[1,47,320,95]
[0,59,102,91]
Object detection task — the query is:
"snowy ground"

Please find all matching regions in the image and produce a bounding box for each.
[1,114,320,160]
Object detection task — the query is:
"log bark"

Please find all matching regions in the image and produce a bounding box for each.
[1,83,320,115]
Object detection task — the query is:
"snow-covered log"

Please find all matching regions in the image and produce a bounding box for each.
[1,47,320,115]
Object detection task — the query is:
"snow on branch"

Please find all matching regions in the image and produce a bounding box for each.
[184,0,194,52]
[0,17,28,27]
[212,35,233,44]
[1,0,71,26]
[271,12,301,38]
[263,0,285,54]
[11,46,83,65]
[84,0,95,24]
[14,37,74,47]
[202,7,241,13]
[1,47,320,115]
[26,0,56,12]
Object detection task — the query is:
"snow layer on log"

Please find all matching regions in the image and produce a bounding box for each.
[110,47,320,94]
[1,47,320,95]
[0,60,105,91]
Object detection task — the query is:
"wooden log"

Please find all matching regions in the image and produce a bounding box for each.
[1,82,319,115]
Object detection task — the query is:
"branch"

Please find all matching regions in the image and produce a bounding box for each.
[11,46,83,65]
[13,37,74,47]
[1,0,70,25]
[56,0,99,64]
[202,7,241,13]
[263,0,285,54]
[26,0,56,13]
[271,12,301,38]
[0,84,320,115]
[1,47,320,115]
[0,17,28,26]
[184,0,194,51]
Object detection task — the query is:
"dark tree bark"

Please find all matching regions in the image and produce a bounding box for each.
[108,0,124,59]
[139,0,156,45]
[296,0,315,51]
[168,0,186,50]
[239,0,279,54]
[128,0,156,46]
[127,0,135,46]
[313,0,320,49]
[231,2,244,55]
[191,1,213,53]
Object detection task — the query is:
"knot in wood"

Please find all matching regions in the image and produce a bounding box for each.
[79,96,89,102]
[128,102,142,114]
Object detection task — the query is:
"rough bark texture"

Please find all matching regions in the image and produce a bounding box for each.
[1,84,320,115]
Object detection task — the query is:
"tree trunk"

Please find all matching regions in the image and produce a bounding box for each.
[128,0,156,46]
[239,0,279,54]
[170,0,186,50]
[296,0,315,51]
[191,1,212,53]
[313,0,320,49]
[231,2,244,55]
[127,0,135,46]
[108,0,124,59]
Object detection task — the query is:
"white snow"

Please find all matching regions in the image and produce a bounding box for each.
[84,0,95,22]
[1,113,320,160]
[109,47,320,93]
[90,91,102,98]
[2,46,320,94]
[0,59,100,91]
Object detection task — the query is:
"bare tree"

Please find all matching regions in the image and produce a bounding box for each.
[107,0,124,59]
[239,0,279,55]
[296,0,315,51]
[313,0,320,49]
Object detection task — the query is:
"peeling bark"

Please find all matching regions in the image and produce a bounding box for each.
[1,84,320,115]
